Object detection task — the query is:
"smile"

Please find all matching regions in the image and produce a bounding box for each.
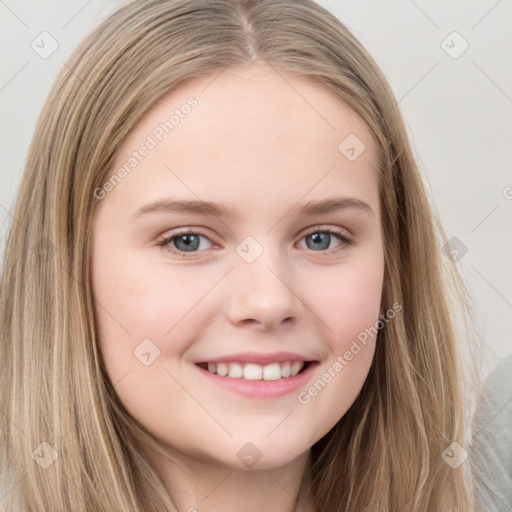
[197,361,309,380]
[194,360,318,399]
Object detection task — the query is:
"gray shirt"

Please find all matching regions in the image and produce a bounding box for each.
[472,354,512,511]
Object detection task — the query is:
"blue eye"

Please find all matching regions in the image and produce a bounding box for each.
[156,226,353,257]
[157,230,213,254]
[299,228,353,253]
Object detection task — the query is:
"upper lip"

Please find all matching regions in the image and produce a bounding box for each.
[194,351,318,365]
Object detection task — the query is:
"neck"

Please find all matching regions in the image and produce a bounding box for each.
[144,443,315,512]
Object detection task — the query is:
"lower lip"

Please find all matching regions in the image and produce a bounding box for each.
[194,362,318,399]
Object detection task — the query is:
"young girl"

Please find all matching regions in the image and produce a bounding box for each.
[0,0,484,510]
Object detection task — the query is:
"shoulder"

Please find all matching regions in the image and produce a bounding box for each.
[474,355,512,433]
[472,353,512,511]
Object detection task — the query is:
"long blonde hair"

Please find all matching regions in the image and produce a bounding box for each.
[0,0,484,510]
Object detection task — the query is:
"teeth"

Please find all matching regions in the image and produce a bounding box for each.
[228,362,243,378]
[262,363,281,381]
[244,363,262,380]
[290,361,303,376]
[217,363,228,377]
[203,361,306,380]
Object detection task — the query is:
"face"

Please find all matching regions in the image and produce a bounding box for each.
[91,62,384,471]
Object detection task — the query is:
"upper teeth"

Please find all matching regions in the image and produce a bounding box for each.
[205,361,305,380]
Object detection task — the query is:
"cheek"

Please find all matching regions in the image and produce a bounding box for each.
[94,260,194,330]
[314,256,384,345]
[91,255,213,427]
[91,251,220,377]
[296,255,383,431]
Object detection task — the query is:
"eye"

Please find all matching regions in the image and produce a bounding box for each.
[297,227,353,254]
[156,225,353,258]
[156,228,214,256]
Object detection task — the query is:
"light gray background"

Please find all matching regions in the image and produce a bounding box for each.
[1,0,511,378]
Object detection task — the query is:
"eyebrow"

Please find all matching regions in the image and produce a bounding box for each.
[130,196,374,221]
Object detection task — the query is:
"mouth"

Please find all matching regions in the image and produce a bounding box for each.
[194,359,319,399]
[195,360,314,381]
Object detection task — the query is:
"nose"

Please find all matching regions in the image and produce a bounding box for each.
[224,247,304,330]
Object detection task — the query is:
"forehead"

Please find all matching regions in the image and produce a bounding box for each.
[100,62,379,218]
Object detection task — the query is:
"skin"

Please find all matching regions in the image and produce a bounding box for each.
[91,61,385,512]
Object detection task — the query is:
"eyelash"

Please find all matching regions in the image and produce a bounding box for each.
[156,226,354,257]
